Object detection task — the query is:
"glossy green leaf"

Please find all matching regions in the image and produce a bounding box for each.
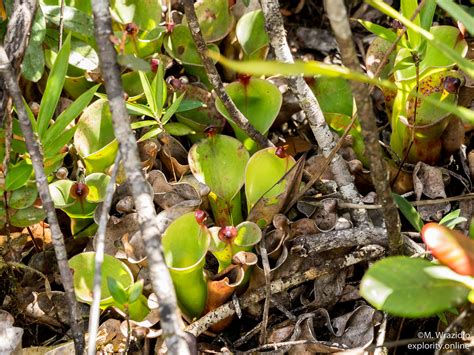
[162,211,211,318]
[192,0,233,42]
[176,99,203,113]
[360,256,470,317]
[38,35,71,138]
[41,5,93,37]
[128,280,144,304]
[5,162,33,191]
[8,184,38,209]
[420,0,437,31]
[69,252,134,308]
[10,206,46,227]
[139,70,155,114]
[236,10,269,57]
[189,134,249,202]
[49,179,75,208]
[43,127,77,158]
[74,99,118,173]
[436,0,474,35]
[107,277,128,306]
[85,173,111,203]
[309,76,353,116]
[118,54,151,72]
[111,0,162,31]
[137,126,162,142]
[22,7,46,82]
[161,93,184,125]
[392,193,424,232]
[70,217,97,238]
[439,210,467,229]
[245,147,296,211]
[215,77,282,151]
[164,122,195,136]
[401,0,422,49]
[358,19,397,43]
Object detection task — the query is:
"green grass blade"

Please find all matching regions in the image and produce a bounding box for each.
[365,0,474,78]
[43,84,99,146]
[125,102,155,117]
[358,20,398,43]
[420,0,437,30]
[401,0,422,49]
[161,93,184,125]
[37,34,71,138]
[392,193,424,232]
[436,0,474,35]
[139,71,156,115]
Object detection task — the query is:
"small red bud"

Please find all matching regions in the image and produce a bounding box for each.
[275,145,288,158]
[166,22,175,33]
[204,125,218,138]
[150,58,160,73]
[125,23,139,36]
[70,182,89,200]
[218,226,238,243]
[238,74,251,87]
[194,210,207,225]
[443,76,462,94]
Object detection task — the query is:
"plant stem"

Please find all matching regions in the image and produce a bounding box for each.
[87,152,121,355]
[259,0,369,227]
[90,1,189,353]
[182,0,272,149]
[0,46,85,354]
[324,0,402,254]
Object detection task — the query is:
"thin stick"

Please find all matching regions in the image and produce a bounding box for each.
[258,244,271,345]
[182,0,272,149]
[90,1,189,353]
[260,0,369,227]
[324,0,402,254]
[0,46,85,353]
[186,245,384,337]
[87,152,121,355]
[58,0,65,49]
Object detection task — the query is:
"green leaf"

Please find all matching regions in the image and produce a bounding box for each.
[401,0,422,49]
[175,99,203,113]
[439,209,468,229]
[189,134,249,202]
[436,0,474,35]
[43,126,76,157]
[22,7,46,82]
[107,277,128,306]
[85,173,111,203]
[139,70,156,115]
[111,0,162,31]
[118,54,151,72]
[37,34,71,138]
[161,93,185,125]
[49,179,75,208]
[236,10,269,57]
[358,19,397,43]
[392,193,424,232]
[191,0,233,42]
[10,206,46,227]
[360,256,470,317]
[69,252,133,307]
[41,5,94,37]
[44,85,99,146]
[126,102,155,117]
[130,120,158,129]
[152,60,166,117]
[420,0,437,31]
[127,280,144,303]
[137,126,162,142]
[6,162,33,191]
[8,184,38,209]
[164,122,195,136]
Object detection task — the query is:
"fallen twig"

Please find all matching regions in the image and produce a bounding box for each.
[0,45,85,353]
[91,1,190,353]
[186,245,385,337]
[182,0,272,149]
[260,0,369,227]
[324,0,402,254]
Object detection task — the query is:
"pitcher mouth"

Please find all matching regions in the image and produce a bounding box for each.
[398,114,450,130]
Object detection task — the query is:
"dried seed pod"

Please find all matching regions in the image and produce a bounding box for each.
[125,22,139,36]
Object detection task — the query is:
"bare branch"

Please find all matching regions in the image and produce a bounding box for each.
[260,0,369,226]
[90,1,190,353]
[324,0,402,254]
[182,0,272,149]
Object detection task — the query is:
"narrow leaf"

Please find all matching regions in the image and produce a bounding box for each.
[436,0,474,35]
[37,34,71,138]
[139,71,156,115]
[161,93,185,125]
[392,193,424,232]
[107,277,128,306]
